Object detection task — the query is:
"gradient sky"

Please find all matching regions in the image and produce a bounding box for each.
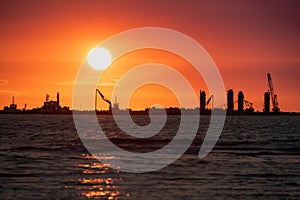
[1,0,299,111]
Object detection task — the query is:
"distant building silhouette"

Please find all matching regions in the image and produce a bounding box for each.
[264,92,270,113]
[227,89,234,112]
[200,90,206,112]
[40,92,69,112]
[3,96,18,113]
[238,91,244,112]
[43,100,60,111]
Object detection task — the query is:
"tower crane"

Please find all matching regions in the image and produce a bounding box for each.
[95,89,111,111]
[267,73,280,112]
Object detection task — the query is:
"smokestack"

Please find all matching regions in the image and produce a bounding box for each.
[57,92,60,106]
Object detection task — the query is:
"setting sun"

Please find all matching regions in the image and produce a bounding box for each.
[87,48,112,70]
[1,1,300,199]
[0,1,299,112]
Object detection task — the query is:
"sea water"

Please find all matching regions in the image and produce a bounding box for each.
[0,114,299,199]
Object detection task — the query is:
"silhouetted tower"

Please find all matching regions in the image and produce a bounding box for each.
[267,73,280,112]
[264,92,270,113]
[113,96,119,110]
[46,94,50,102]
[57,92,60,106]
[227,89,234,112]
[200,90,206,112]
[238,91,244,112]
[11,96,17,110]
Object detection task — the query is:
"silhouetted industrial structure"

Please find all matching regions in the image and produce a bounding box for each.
[200,90,206,112]
[42,92,61,111]
[1,92,69,114]
[264,92,270,113]
[267,73,280,112]
[95,89,112,111]
[0,73,289,115]
[3,96,18,113]
[95,89,122,112]
[199,90,214,113]
[57,92,60,107]
[227,89,234,112]
[238,91,244,112]
[199,89,254,114]
[38,92,69,113]
[113,96,120,110]
[244,100,254,113]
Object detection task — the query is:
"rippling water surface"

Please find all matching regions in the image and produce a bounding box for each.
[0,114,299,199]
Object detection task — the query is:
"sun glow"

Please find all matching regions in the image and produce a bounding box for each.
[87,47,112,70]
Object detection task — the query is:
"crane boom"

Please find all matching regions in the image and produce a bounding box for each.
[244,100,254,112]
[206,95,213,105]
[206,95,214,109]
[95,89,111,111]
[267,73,280,112]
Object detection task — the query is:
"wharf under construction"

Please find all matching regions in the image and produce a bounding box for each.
[1,73,298,115]
[94,73,291,115]
[199,73,282,115]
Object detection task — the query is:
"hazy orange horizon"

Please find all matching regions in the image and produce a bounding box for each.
[1,1,300,112]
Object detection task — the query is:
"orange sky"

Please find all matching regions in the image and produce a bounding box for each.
[1,0,299,111]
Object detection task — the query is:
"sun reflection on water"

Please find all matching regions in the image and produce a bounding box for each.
[77,154,129,199]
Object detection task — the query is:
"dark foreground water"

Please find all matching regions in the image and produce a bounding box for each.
[0,114,299,199]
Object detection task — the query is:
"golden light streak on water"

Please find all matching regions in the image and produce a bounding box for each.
[77,153,129,199]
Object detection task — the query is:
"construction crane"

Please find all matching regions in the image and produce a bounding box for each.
[95,89,111,111]
[232,99,254,112]
[244,100,254,112]
[206,95,214,109]
[267,73,280,112]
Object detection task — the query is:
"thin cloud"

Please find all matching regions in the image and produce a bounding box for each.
[0,79,9,86]
[0,90,25,95]
[99,78,119,87]
[54,78,119,87]
[100,82,116,87]
[54,81,74,86]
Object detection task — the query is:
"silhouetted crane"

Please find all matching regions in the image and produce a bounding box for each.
[244,100,254,112]
[233,99,255,112]
[206,95,214,109]
[267,73,280,112]
[95,89,111,111]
